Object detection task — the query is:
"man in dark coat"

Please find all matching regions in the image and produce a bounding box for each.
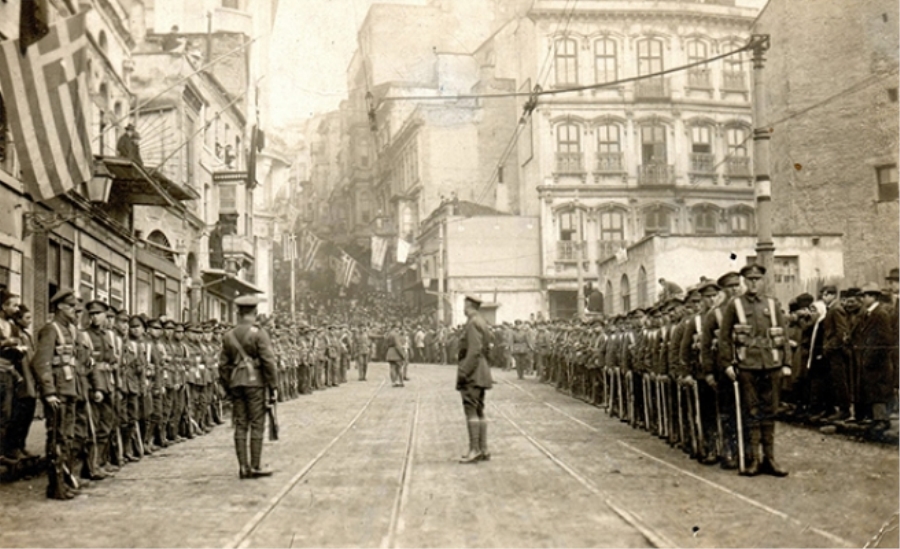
[852,283,895,433]
[456,295,493,463]
[819,286,852,422]
[219,295,278,479]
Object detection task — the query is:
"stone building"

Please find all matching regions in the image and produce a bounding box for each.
[755,0,899,285]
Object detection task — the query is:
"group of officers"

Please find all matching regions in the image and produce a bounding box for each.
[0,288,231,499]
[523,265,897,477]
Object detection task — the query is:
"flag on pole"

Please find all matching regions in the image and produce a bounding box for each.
[338,251,356,287]
[0,11,92,202]
[299,230,321,271]
[396,238,410,264]
[371,236,388,271]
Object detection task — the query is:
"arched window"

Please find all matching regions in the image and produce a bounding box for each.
[637,266,648,307]
[147,230,175,261]
[644,205,672,236]
[725,126,751,177]
[594,38,617,84]
[686,40,711,88]
[637,39,664,75]
[620,274,631,312]
[729,206,755,234]
[554,37,578,86]
[555,123,583,174]
[558,208,585,241]
[722,41,748,91]
[596,124,622,172]
[692,204,719,234]
[689,125,714,174]
[599,209,625,242]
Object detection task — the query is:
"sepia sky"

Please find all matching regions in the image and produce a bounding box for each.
[268,0,768,128]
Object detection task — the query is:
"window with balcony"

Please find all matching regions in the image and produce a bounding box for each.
[595,125,623,172]
[693,205,719,234]
[644,206,671,236]
[594,38,617,84]
[621,274,631,312]
[640,125,673,185]
[690,125,715,174]
[636,39,667,99]
[729,207,754,234]
[554,37,578,86]
[722,43,748,91]
[726,127,751,177]
[686,41,711,89]
[555,123,583,174]
[220,184,237,213]
[877,164,898,202]
[598,209,626,262]
[559,209,584,241]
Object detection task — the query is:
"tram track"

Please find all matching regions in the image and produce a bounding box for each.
[499,378,857,548]
[225,375,422,549]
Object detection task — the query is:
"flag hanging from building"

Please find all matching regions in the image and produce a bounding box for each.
[0,11,92,202]
[396,238,410,264]
[19,0,51,53]
[371,236,388,271]
[299,230,321,271]
[337,251,357,287]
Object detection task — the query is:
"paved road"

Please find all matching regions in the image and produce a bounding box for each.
[1,362,897,548]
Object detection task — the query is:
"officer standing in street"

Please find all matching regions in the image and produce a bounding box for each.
[456,295,493,464]
[219,295,278,479]
[719,264,791,477]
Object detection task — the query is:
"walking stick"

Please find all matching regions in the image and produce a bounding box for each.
[734,379,745,474]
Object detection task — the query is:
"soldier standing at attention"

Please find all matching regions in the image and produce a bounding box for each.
[457,295,493,464]
[719,264,791,477]
[219,295,278,479]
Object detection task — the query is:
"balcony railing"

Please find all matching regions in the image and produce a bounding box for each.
[222,234,255,259]
[690,153,716,174]
[723,71,748,91]
[555,152,585,175]
[595,152,625,173]
[687,68,712,89]
[726,156,752,177]
[597,239,627,263]
[638,163,675,186]
[634,77,670,100]
[556,240,585,263]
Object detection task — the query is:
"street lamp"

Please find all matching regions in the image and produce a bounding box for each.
[84,158,114,203]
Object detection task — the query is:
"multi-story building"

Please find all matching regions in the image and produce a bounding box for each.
[755,0,899,286]
[479,0,761,317]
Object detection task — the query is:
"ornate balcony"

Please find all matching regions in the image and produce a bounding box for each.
[222,234,254,261]
[556,240,585,263]
[634,77,670,100]
[597,239,627,263]
[638,163,675,186]
[726,156,752,178]
[723,71,748,92]
[690,153,716,174]
[687,68,712,89]
[555,152,585,175]
[594,152,625,173]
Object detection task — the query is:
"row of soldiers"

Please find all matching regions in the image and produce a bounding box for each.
[1,288,230,499]
[534,266,898,477]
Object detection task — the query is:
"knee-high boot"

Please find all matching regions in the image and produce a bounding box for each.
[740,426,761,476]
[761,423,788,477]
[479,420,490,461]
[235,435,251,479]
[249,437,272,477]
[459,419,482,463]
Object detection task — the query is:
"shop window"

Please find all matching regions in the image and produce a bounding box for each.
[79,254,96,302]
[110,270,125,311]
[154,274,166,317]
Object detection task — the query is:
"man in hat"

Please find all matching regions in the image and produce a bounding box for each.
[121,315,145,461]
[0,289,23,465]
[850,283,895,433]
[32,289,82,499]
[816,286,852,423]
[116,123,143,166]
[719,265,791,477]
[143,317,167,451]
[83,300,118,475]
[457,295,494,463]
[219,295,278,479]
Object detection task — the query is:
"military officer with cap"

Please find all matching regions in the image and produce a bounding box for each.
[32,289,82,499]
[457,294,494,463]
[719,264,791,477]
[83,300,118,475]
[219,294,278,479]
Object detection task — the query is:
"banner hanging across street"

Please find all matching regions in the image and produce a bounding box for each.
[0,10,92,202]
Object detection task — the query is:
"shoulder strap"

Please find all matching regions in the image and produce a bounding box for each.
[734,297,748,324]
[767,297,778,326]
[714,307,723,327]
[694,314,702,334]
[227,330,252,363]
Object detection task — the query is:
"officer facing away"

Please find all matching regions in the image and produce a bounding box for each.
[219,295,278,479]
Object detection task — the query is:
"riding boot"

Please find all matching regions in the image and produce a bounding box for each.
[479,420,490,461]
[249,437,272,477]
[740,426,761,476]
[235,436,251,479]
[760,424,788,477]
[459,419,482,463]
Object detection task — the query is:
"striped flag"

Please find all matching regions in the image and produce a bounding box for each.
[0,11,92,202]
[370,236,388,271]
[338,251,356,287]
[299,230,322,271]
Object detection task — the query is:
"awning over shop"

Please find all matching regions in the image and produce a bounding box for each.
[201,269,263,300]
[101,156,176,207]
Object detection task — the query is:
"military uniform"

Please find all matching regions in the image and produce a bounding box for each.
[457,295,493,463]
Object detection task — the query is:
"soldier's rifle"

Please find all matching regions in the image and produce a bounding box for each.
[656,377,664,437]
[643,374,651,429]
[692,380,705,455]
[734,379,745,474]
[46,401,79,491]
[267,396,279,441]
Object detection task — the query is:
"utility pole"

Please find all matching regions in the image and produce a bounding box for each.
[751,34,775,286]
[575,241,585,321]
[437,220,445,326]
